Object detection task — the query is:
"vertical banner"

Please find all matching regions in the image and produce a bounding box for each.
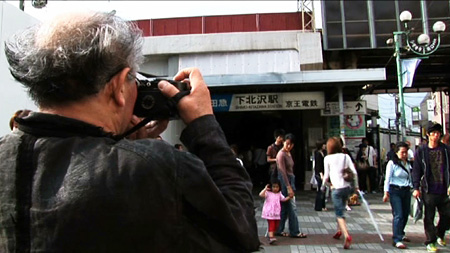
[401,58,421,88]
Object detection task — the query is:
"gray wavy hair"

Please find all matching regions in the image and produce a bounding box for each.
[4,11,144,107]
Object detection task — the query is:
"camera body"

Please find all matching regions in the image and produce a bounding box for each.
[133,74,189,119]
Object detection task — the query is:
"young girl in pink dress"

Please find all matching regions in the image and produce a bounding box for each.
[259,179,291,244]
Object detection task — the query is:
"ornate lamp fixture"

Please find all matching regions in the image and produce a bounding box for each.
[387,10,446,140]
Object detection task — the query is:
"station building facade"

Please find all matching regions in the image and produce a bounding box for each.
[134,12,385,189]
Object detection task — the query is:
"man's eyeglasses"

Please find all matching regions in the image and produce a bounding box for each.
[127,73,142,87]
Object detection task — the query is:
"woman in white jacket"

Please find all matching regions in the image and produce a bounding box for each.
[321,137,359,250]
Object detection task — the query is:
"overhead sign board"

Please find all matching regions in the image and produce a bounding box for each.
[212,92,325,112]
[321,101,367,116]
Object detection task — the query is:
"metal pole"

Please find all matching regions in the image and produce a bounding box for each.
[440,91,445,134]
[394,31,407,141]
[388,119,392,144]
[395,95,400,142]
[338,86,346,138]
[448,86,450,134]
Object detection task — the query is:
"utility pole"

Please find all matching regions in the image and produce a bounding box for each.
[395,95,400,142]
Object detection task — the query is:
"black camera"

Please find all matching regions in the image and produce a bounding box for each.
[133,72,189,119]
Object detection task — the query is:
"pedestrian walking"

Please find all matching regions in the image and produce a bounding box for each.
[383,141,413,249]
[356,144,369,193]
[259,179,291,244]
[412,122,450,252]
[322,137,359,249]
[362,138,378,193]
[275,133,307,238]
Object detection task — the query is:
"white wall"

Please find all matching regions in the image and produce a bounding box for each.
[142,31,323,71]
[0,2,39,136]
[179,50,300,75]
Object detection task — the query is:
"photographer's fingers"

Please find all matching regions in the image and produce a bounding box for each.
[144,119,169,139]
[159,68,213,124]
[158,80,179,98]
[173,67,202,86]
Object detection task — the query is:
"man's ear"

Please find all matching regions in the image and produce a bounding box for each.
[110,67,131,107]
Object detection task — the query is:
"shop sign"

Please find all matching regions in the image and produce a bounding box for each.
[321,101,367,116]
[345,115,366,137]
[211,92,324,112]
[327,115,366,138]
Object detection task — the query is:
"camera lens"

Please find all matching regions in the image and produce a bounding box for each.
[141,95,155,110]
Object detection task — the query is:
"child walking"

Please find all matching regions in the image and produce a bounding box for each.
[259,179,291,244]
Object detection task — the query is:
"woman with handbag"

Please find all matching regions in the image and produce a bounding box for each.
[383,142,412,249]
[321,137,359,249]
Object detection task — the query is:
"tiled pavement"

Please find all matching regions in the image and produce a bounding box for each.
[253,190,450,253]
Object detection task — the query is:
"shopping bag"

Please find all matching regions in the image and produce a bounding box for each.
[310,174,318,186]
[410,197,423,223]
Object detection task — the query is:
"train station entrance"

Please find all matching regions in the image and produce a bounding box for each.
[214,107,309,190]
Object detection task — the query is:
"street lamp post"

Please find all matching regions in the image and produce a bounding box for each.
[388,10,446,141]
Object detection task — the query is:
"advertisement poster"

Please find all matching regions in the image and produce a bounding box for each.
[327,115,366,138]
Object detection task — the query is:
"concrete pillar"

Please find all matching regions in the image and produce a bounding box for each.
[161,55,185,146]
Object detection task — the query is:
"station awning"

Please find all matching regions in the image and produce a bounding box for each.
[203,68,386,88]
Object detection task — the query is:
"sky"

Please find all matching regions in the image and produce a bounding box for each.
[6,0,427,130]
[10,1,307,22]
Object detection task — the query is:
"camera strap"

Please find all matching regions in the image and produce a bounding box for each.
[170,90,190,104]
[114,116,153,140]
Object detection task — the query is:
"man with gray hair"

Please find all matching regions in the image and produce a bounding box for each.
[0,11,259,252]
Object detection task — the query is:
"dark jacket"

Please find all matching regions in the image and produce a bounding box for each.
[412,143,450,193]
[0,113,260,252]
[314,150,325,176]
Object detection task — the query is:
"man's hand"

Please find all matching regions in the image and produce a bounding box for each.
[127,116,168,140]
[412,189,421,199]
[158,68,213,125]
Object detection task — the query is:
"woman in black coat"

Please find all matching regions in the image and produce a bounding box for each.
[314,139,327,211]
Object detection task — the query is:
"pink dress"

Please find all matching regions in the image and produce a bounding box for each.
[261,191,287,220]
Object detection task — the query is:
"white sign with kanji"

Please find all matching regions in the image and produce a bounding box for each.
[212,92,325,112]
[321,101,367,116]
